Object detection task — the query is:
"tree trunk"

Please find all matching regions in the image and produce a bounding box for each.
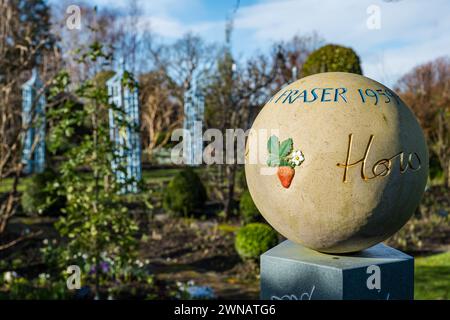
[447,160,450,188]
[224,164,237,217]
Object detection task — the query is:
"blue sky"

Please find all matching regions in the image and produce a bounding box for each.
[59,0,450,87]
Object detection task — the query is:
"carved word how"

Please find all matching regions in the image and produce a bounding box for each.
[337,134,421,183]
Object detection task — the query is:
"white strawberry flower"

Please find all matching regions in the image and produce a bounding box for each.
[289,150,305,166]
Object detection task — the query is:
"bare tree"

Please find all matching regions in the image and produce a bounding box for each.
[396,56,450,187]
[270,32,323,88]
[205,46,280,216]
[0,0,56,247]
[150,33,217,96]
[139,32,217,157]
[140,69,182,155]
[111,0,148,74]
[51,1,117,84]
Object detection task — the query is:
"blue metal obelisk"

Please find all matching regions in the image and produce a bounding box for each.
[22,68,46,174]
[183,76,204,165]
[107,63,142,193]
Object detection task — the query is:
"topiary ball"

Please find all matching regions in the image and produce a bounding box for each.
[239,190,261,224]
[303,44,362,77]
[235,223,278,260]
[163,168,207,217]
[21,168,66,216]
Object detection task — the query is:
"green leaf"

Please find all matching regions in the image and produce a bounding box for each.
[267,135,279,154]
[267,153,280,167]
[279,159,292,167]
[279,138,293,158]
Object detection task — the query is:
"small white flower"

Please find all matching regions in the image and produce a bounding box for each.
[135,259,144,267]
[4,271,17,283]
[289,150,305,166]
[4,272,12,283]
[43,239,49,245]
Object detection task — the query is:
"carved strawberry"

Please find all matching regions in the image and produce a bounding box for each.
[267,135,304,189]
[277,166,295,188]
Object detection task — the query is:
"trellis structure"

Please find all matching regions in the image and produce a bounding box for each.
[183,79,204,165]
[106,65,142,193]
[22,68,46,174]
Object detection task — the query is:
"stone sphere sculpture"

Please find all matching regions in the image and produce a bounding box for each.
[245,72,428,253]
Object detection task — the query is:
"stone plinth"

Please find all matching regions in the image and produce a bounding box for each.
[260,240,413,300]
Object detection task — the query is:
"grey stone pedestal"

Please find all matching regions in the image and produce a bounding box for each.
[260,240,413,300]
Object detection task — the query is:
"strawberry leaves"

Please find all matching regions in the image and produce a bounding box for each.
[267,153,280,167]
[267,135,279,155]
[279,138,293,158]
[267,135,279,167]
[267,135,294,167]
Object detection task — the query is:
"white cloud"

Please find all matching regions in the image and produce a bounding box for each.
[148,16,186,38]
[231,0,450,86]
[146,16,221,40]
[78,0,450,86]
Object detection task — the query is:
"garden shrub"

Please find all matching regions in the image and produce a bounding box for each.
[387,216,440,250]
[302,44,362,77]
[0,272,69,300]
[239,190,261,224]
[235,223,278,260]
[429,152,444,182]
[163,168,207,217]
[21,168,66,216]
[386,186,450,251]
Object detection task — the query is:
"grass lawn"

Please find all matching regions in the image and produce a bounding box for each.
[0,177,29,193]
[0,167,204,194]
[0,168,185,193]
[142,168,183,183]
[415,251,450,300]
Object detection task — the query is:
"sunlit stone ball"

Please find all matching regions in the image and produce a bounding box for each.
[245,72,428,253]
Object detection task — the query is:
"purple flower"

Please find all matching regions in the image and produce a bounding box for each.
[89,265,96,275]
[89,262,110,275]
[100,261,110,273]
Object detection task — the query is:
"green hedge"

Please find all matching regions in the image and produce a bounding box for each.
[163,168,207,217]
[21,168,66,216]
[303,44,362,77]
[235,223,278,260]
